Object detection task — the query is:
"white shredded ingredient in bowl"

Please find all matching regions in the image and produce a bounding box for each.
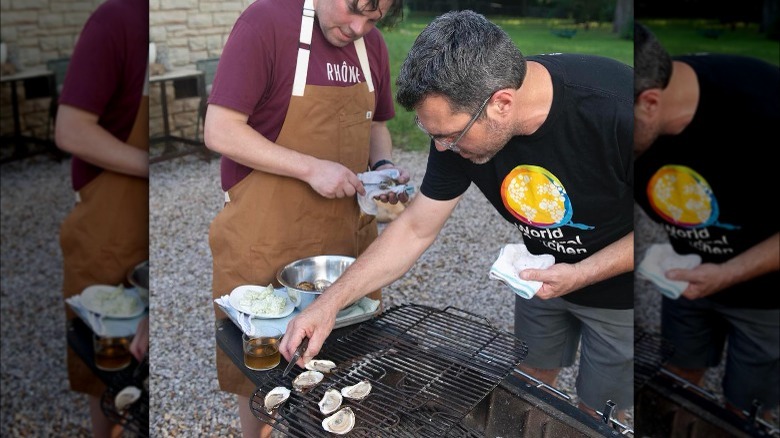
[93,285,138,316]
[240,285,286,315]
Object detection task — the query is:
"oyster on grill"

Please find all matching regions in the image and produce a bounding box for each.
[318,388,343,415]
[305,359,337,373]
[321,407,355,435]
[340,379,372,400]
[114,386,141,411]
[263,386,291,413]
[292,370,324,391]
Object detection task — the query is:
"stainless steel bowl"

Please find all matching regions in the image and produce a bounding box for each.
[127,260,149,307]
[276,255,355,310]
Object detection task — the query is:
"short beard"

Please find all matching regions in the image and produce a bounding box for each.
[468,118,516,165]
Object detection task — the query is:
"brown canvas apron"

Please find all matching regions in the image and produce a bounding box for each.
[60,93,149,396]
[209,2,380,396]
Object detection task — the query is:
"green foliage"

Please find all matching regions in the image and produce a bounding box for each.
[383,14,633,151]
[640,19,780,66]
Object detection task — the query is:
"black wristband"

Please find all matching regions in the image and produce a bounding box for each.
[370,159,394,171]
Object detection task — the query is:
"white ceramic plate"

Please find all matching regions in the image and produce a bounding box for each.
[80,285,145,319]
[229,285,295,319]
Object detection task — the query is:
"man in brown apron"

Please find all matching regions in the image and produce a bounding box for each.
[205,0,406,435]
[56,0,149,435]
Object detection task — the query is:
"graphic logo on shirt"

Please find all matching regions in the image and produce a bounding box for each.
[647,165,738,230]
[501,165,593,230]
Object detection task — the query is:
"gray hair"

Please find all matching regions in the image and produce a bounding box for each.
[396,10,526,114]
[634,22,672,98]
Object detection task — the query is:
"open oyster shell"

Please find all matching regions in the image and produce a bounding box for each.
[263,386,291,413]
[318,388,343,415]
[292,370,324,391]
[321,406,355,435]
[114,386,141,411]
[340,379,372,400]
[305,359,337,373]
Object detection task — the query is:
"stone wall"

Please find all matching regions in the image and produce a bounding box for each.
[1,0,103,140]
[150,0,251,140]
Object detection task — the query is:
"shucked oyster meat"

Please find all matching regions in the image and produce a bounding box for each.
[340,379,372,400]
[305,359,337,373]
[322,406,355,435]
[263,386,290,413]
[318,388,343,415]
[292,370,324,391]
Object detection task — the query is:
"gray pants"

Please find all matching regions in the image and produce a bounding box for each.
[514,295,634,410]
[662,297,780,411]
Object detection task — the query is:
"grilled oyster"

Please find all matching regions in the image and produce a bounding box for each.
[296,281,316,291]
[292,370,324,391]
[305,359,337,373]
[263,386,291,413]
[340,379,372,400]
[318,388,343,415]
[321,407,355,435]
[114,386,141,411]
[314,279,332,291]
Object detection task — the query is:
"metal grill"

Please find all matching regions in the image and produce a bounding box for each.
[100,355,149,437]
[634,328,675,392]
[250,304,528,437]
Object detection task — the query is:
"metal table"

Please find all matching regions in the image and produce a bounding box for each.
[1,68,60,163]
[149,69,215,163]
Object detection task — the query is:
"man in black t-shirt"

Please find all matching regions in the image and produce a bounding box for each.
[634,22,779,420]
[282,10,634,422]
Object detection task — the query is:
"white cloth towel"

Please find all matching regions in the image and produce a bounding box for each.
[489,243,555,299]
[637,243,702,299]
[65,288,147,337]
[357,169,411,215]
[215,291,380,336]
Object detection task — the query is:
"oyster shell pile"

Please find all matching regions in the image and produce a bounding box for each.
[305,359,337,373]
[292,370,324,391]
[264,386,291,413]
[340,379,372,400]
[318,388,343,415]
[321,407,356,435]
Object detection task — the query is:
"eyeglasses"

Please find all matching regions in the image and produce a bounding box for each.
[415,94,492,153]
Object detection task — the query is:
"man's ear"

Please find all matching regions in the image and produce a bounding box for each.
[490,89,514,116]
[636,88,662,117]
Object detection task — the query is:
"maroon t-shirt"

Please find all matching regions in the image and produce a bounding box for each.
[58,0,148,191]
[209,0,396,191]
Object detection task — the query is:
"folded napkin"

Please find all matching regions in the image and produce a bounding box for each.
[357,169,412,215]
[637,243,702,299]
[215,291,380,336]
[66,288,147,337]
[489,243,555,299]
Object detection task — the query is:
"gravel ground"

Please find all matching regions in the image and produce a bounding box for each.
[2,149,636,436]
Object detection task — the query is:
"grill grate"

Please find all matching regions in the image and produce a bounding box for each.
[634,328,675,392]
[250,304,527,437]
[100,355,149,437]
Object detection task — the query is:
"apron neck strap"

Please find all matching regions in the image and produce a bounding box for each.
[292,0,374,97]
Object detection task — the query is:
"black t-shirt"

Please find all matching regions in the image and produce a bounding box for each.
[634,54,779,309]
[421,53,634,309]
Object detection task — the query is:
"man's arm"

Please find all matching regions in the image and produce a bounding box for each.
[280,192,461,365]
[204,104,365,199]
[523,231,634,299]
[674,232,780,300]
[55,104,148,178]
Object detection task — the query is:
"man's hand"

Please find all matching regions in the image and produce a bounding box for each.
[306,160,365,199]
[129,316,149,361]
[670,263,734,300]
[280,303,339,368]
[520,263,584,299]
[372,164,412,204]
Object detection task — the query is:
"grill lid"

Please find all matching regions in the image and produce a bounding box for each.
[251,304,528,437]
